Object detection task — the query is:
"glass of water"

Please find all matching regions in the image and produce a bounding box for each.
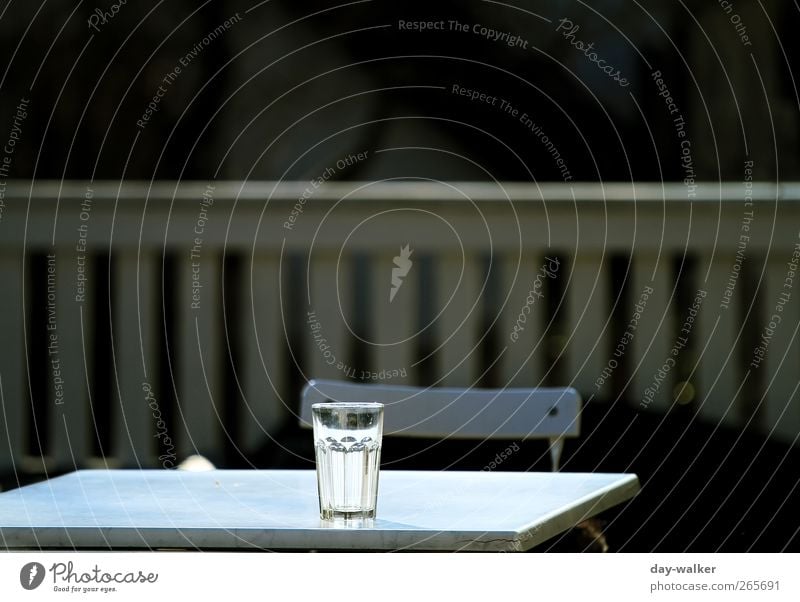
[312,402,384,521]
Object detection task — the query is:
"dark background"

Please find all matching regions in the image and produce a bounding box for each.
[0,0,798,552]
[1,0,799,182]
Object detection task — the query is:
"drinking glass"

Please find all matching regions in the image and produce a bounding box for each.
[312,402,384,521]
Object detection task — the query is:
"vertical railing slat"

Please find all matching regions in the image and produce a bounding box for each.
[0,250,25,475]
[436,254,481,387]
[51,250,89,469]
[630,256,672,412]
[177,253,222,460]
[565,254,609,397]
[762,257,800,443]
[114,250,158,467]
[307,255,353,381]
[499,254,545,387]
[371,251,415,383]
[697,256,739,426]
[242,252,285,452]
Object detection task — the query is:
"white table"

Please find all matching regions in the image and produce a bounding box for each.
[0,470,639,551]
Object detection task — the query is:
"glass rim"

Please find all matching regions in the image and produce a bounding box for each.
[311,402,384,410]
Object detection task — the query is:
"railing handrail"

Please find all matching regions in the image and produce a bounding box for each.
[3,180,798,204]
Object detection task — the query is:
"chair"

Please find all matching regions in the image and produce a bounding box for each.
[299,379,581,471]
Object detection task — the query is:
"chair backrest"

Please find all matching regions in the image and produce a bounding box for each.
[299,379,581,469]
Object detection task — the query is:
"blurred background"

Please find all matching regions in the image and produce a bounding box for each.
[0,0,798,551]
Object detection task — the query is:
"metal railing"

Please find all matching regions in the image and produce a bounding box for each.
[0,180,797,473]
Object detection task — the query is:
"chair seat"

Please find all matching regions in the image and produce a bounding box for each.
[300,380,581,440]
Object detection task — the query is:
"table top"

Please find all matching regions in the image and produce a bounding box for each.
[0,470,639,551]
